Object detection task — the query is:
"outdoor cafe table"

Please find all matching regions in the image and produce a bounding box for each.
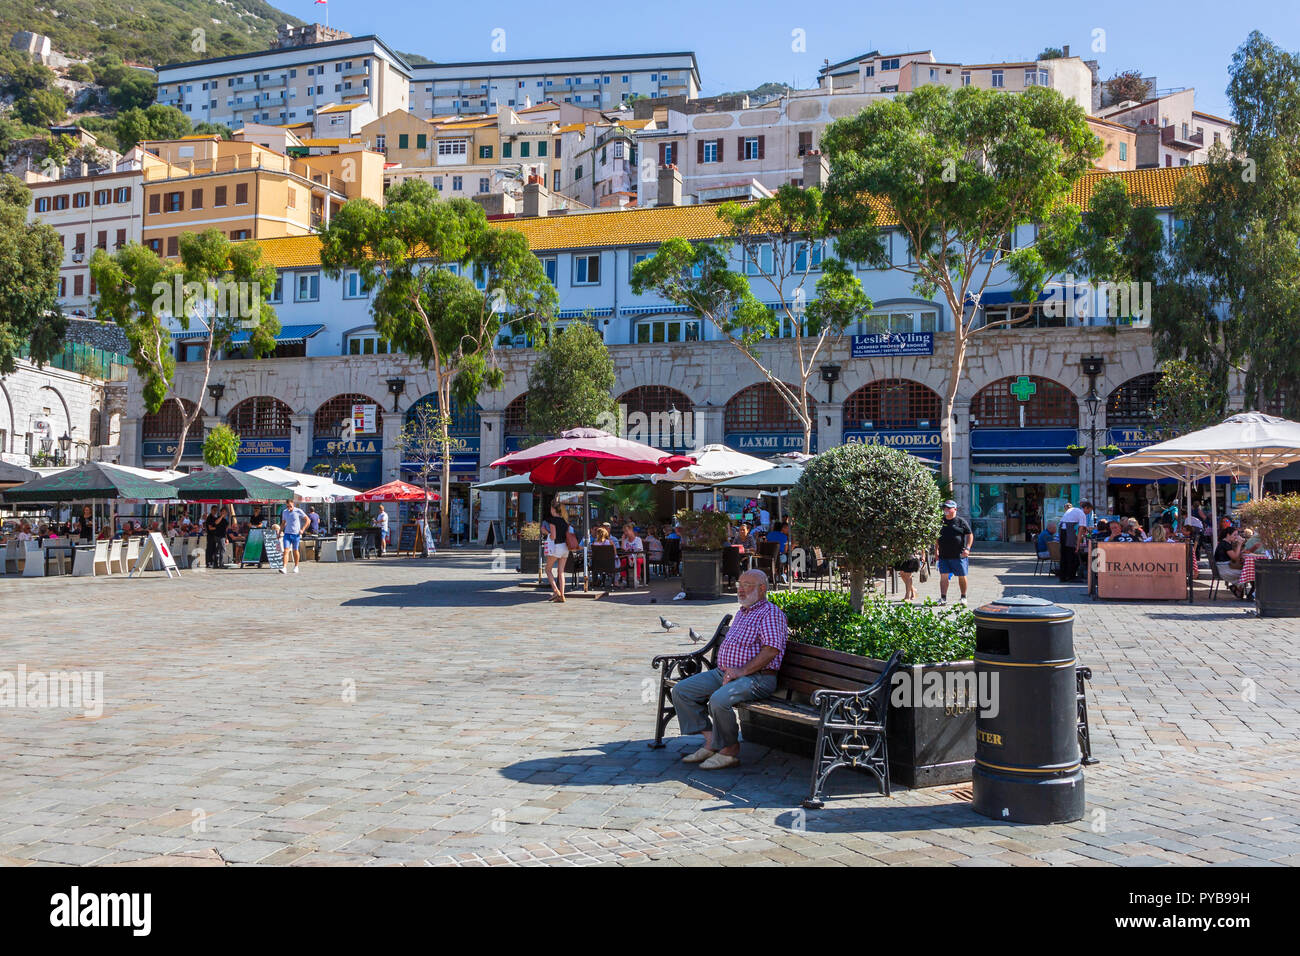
[1241,548,1300,586]
[41,542,79,575]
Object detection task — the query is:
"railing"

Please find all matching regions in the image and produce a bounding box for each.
[1161,125,1204,149]
[18,342,130,381]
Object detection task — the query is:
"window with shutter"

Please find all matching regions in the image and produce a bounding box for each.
[758,135,765,159]
[214,185,227,206]
[235,183,248,204]
[191,188,203,209]
[148,193,160,214]
[716,138,724,162]
[697,140,704,164]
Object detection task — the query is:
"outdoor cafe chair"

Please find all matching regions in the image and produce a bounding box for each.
[107,539,123,575]
[722,546,742,592]
[73,542,102,577]
[588,546,617,589]
[22,540,45,577]
[318,533,342,562]
[340,532,356,561]
[124,536,141,573]
[0,539,19,574]
[1036,541,1059,576]
[755,541,781,586]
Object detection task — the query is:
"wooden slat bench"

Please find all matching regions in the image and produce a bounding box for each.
[650,615,904,808]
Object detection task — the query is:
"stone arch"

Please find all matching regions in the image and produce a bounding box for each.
[971,375,1078,428]
[724,382,813,433]
[315,393,385,438]
[226,396,293,438]
[142,398,200,439]
[842,379,943,429]
[1106,372,1159,427]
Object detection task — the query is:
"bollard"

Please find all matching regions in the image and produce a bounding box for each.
[970,595,1085,824]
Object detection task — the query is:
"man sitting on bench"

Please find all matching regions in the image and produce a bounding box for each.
[670,570,788,770]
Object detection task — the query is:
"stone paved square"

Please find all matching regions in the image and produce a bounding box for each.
[0,550,1297,866]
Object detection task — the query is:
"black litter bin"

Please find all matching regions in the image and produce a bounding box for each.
[971,595,1084,824]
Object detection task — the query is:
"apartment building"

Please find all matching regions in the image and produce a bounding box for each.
[407,53,700,118]
[818,49,1094,112]
[634,89,872,206]
[1098,89,1234,167]
[26,147,171,315]
[1087,116,1138,171]
[155,33,410,130]
[137,136,381,258]
[560,118,645,207]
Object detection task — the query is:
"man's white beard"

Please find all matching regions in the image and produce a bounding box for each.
[739,593,761,609]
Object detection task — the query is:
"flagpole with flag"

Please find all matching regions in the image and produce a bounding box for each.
[315,0,328,29]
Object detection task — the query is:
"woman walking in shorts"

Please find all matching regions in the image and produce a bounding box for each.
[544,501,571,603]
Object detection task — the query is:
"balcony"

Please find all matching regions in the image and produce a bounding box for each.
[343,64,369,79]
[257,74,286,90]
[1161,125,1204,150]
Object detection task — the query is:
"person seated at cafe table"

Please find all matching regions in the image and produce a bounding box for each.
[730,522,755,551]
[644,528,663,565]
[1035,521,1056,559]
[1150,523,1170,543]
[1103,520,1134,543]
[618,522,645,585]
[1215,528,1246,596]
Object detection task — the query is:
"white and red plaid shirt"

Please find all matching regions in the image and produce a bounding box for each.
[717,599,788,671]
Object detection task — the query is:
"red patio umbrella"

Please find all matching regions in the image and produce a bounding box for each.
[354,480,436,502]
[491,427,695,590]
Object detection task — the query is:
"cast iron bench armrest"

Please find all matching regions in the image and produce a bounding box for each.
[648,614,732,749]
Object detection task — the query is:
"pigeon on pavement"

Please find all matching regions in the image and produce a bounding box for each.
[660,616,679,631]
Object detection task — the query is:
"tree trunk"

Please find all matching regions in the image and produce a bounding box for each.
[941,324,969,487]
[848,566,866,614]
[170,339,214,471]
[800,380,813,455]
[439,378,452,545]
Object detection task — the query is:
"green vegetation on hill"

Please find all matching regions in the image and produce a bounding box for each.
[0,0,303,66]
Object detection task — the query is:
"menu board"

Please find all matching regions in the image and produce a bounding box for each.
[241,527,283,569]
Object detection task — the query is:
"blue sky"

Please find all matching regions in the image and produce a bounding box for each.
[296,0,1300,119]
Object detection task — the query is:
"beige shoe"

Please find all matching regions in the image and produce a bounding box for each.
[699,753,741,770]
[681,746,716,764]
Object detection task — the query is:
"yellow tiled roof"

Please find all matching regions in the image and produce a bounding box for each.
[250,166,1202,267]
[299,137,362,146]
[557,123,586,133]
[318,103,362,114]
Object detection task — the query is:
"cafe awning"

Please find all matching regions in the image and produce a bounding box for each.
[170,324,325,345]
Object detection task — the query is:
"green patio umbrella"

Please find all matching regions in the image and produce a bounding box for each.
[1,461,180,503]
[168,466,305,502]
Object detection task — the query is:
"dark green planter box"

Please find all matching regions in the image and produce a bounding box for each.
[738,654,976,789]
[681,548,722,600]
[519,539,540,574]
[1255,559,1300,618]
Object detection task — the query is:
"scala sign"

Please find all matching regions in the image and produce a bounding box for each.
[312,438,381,457]
[851,332,935,358]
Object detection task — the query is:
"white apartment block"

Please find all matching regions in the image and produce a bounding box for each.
[25,148,164,316]
[819,49,1094,113]
[408,53,700,118]
[1097,89,1234,167]
[155,35,411,130]
[560,121,641,207]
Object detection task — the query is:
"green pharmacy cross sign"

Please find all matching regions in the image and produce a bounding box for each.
[1009,376,1038,402]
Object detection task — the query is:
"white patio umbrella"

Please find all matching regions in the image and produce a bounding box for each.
[245,465,357,502]
[1105,412,1300,549]
[652,443,771,510]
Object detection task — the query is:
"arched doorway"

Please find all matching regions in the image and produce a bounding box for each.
[308,394,385,487]
[841,379,942,458]
[226,396,293,470]
[968,375,1081,543]
[617,385,695,452]
[723,382,814,454]
[141,397,202,466]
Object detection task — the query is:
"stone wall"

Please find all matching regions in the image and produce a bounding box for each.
[0,360,109,464]
[121,327,1161,514]
[63,318,131,356]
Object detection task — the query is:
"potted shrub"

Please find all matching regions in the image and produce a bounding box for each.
[1236,493,1300,617]
[1098,444,1122,459]
[1066,444,1087,459]
[519,521,542,574]
[675,508,729,599]
[761,590,979,787]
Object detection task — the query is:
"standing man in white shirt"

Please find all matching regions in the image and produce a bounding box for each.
[279,498,308,574]
[375,506,390,548]
[1057,500,1092,582]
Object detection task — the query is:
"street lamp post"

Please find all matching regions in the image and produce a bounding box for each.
[1081,356,1105,512]
[58,432,72,466]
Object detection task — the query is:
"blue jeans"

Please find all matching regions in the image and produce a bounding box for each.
[671,669,778,750]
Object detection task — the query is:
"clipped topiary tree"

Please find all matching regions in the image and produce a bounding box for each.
[790,443,942,612]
